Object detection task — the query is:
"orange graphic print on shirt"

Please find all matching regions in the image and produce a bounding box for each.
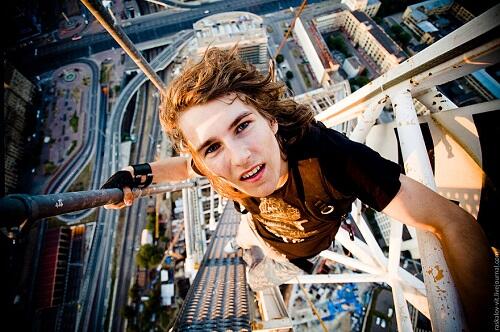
[255,197,317,243]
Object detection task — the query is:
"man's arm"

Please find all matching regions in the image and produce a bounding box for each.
[129,156,197,183]
[104,156,197,209]
[382,174,493,330]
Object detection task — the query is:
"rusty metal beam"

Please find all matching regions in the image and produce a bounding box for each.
[0,182,194,227]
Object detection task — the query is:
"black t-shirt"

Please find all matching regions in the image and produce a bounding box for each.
[240,122,402,259]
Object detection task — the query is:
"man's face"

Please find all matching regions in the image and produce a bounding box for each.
[179,95,288,197]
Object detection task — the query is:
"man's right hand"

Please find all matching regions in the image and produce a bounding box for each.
[101,166,135,209]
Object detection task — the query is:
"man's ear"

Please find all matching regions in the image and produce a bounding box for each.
[270,118,279,135]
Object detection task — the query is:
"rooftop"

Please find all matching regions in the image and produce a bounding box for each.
[417,20,439,33]
[351,11,406,60]
[194,11,263,32]
[344,56,363,69]
[194,11,266,48]
[408,0,453,13]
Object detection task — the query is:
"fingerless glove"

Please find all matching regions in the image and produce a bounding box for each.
[101,163,153,189]
[101,170,135,189]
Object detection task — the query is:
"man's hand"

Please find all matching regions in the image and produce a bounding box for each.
[101,166,136,209]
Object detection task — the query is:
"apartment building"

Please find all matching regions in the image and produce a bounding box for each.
[342,0,381,17]
[193,11,268,72]
[3,61,37,194]
[343,11,406,72]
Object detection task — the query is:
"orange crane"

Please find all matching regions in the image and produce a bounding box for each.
[166,222,185,260]
[275,0,308,59]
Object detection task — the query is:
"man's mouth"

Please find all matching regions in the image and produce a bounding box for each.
[240,164,265,181]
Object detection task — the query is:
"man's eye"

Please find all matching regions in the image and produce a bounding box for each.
[205,143,220,155]
[236,121,250,133]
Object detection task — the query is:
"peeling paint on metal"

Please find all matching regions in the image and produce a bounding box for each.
[427,265,445,283]
[434,265,444,281]
[436,285,446,295]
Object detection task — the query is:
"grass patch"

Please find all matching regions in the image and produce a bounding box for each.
[297,64,312,88]
[100,64,112,83]
[44,161,57,175]
[68,161,92,192]
[69,112,79,133]
[67,140,78,156]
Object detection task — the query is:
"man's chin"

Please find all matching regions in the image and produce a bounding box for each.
[238,186,275,198]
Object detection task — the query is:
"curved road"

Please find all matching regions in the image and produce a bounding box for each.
[51,30,191,222]
[44,59,101,197]
[76,31,193,332]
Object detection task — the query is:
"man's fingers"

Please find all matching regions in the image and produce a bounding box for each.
[102,187,133,210]
[104,202,125,210]
[123,187,134,206]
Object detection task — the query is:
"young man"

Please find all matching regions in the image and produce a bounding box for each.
[103,48,492,329]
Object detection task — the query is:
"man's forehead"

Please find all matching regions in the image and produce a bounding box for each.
[179,96,252,146]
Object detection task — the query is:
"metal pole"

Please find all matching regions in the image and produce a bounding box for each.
[349,98,387,143]
[80,0,167,93]
[389,86,467,331]
[415,87,457,113]
[0,183,194,227]
[209,186,216,231]
[182,188,193,277]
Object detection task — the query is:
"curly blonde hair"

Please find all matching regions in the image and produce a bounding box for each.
[159,47,314,199]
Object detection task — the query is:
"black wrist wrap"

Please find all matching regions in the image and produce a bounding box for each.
[131,163,153,188]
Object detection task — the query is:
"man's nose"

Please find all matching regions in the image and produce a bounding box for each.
[228,143,251,167]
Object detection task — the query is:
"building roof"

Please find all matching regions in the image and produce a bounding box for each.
[471,69,500,99]
[193,11,267,50]
[408,0,453,13]
[412,9,429,22]
[352,11,406,60]
[194,11,262,32]
[301,19,340,70]
[344,56,363,69]
[417,20,439,32]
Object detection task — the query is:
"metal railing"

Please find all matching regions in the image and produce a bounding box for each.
[279,5,499,331]
[1,183,195,230]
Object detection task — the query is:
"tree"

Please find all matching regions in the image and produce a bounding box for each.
[44,161,57,175]
[327,35,349,56]
[349,75,370,90]
[390,24,404,36]
[389,24,412,47]
[136,244,163,269]
[276,54,284,64]
[399,31,412,45]
[121,304,135,319]
[69,112,79,133]
[145,214,155,231]
[128,282,140,301]
[286,70,294,80]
